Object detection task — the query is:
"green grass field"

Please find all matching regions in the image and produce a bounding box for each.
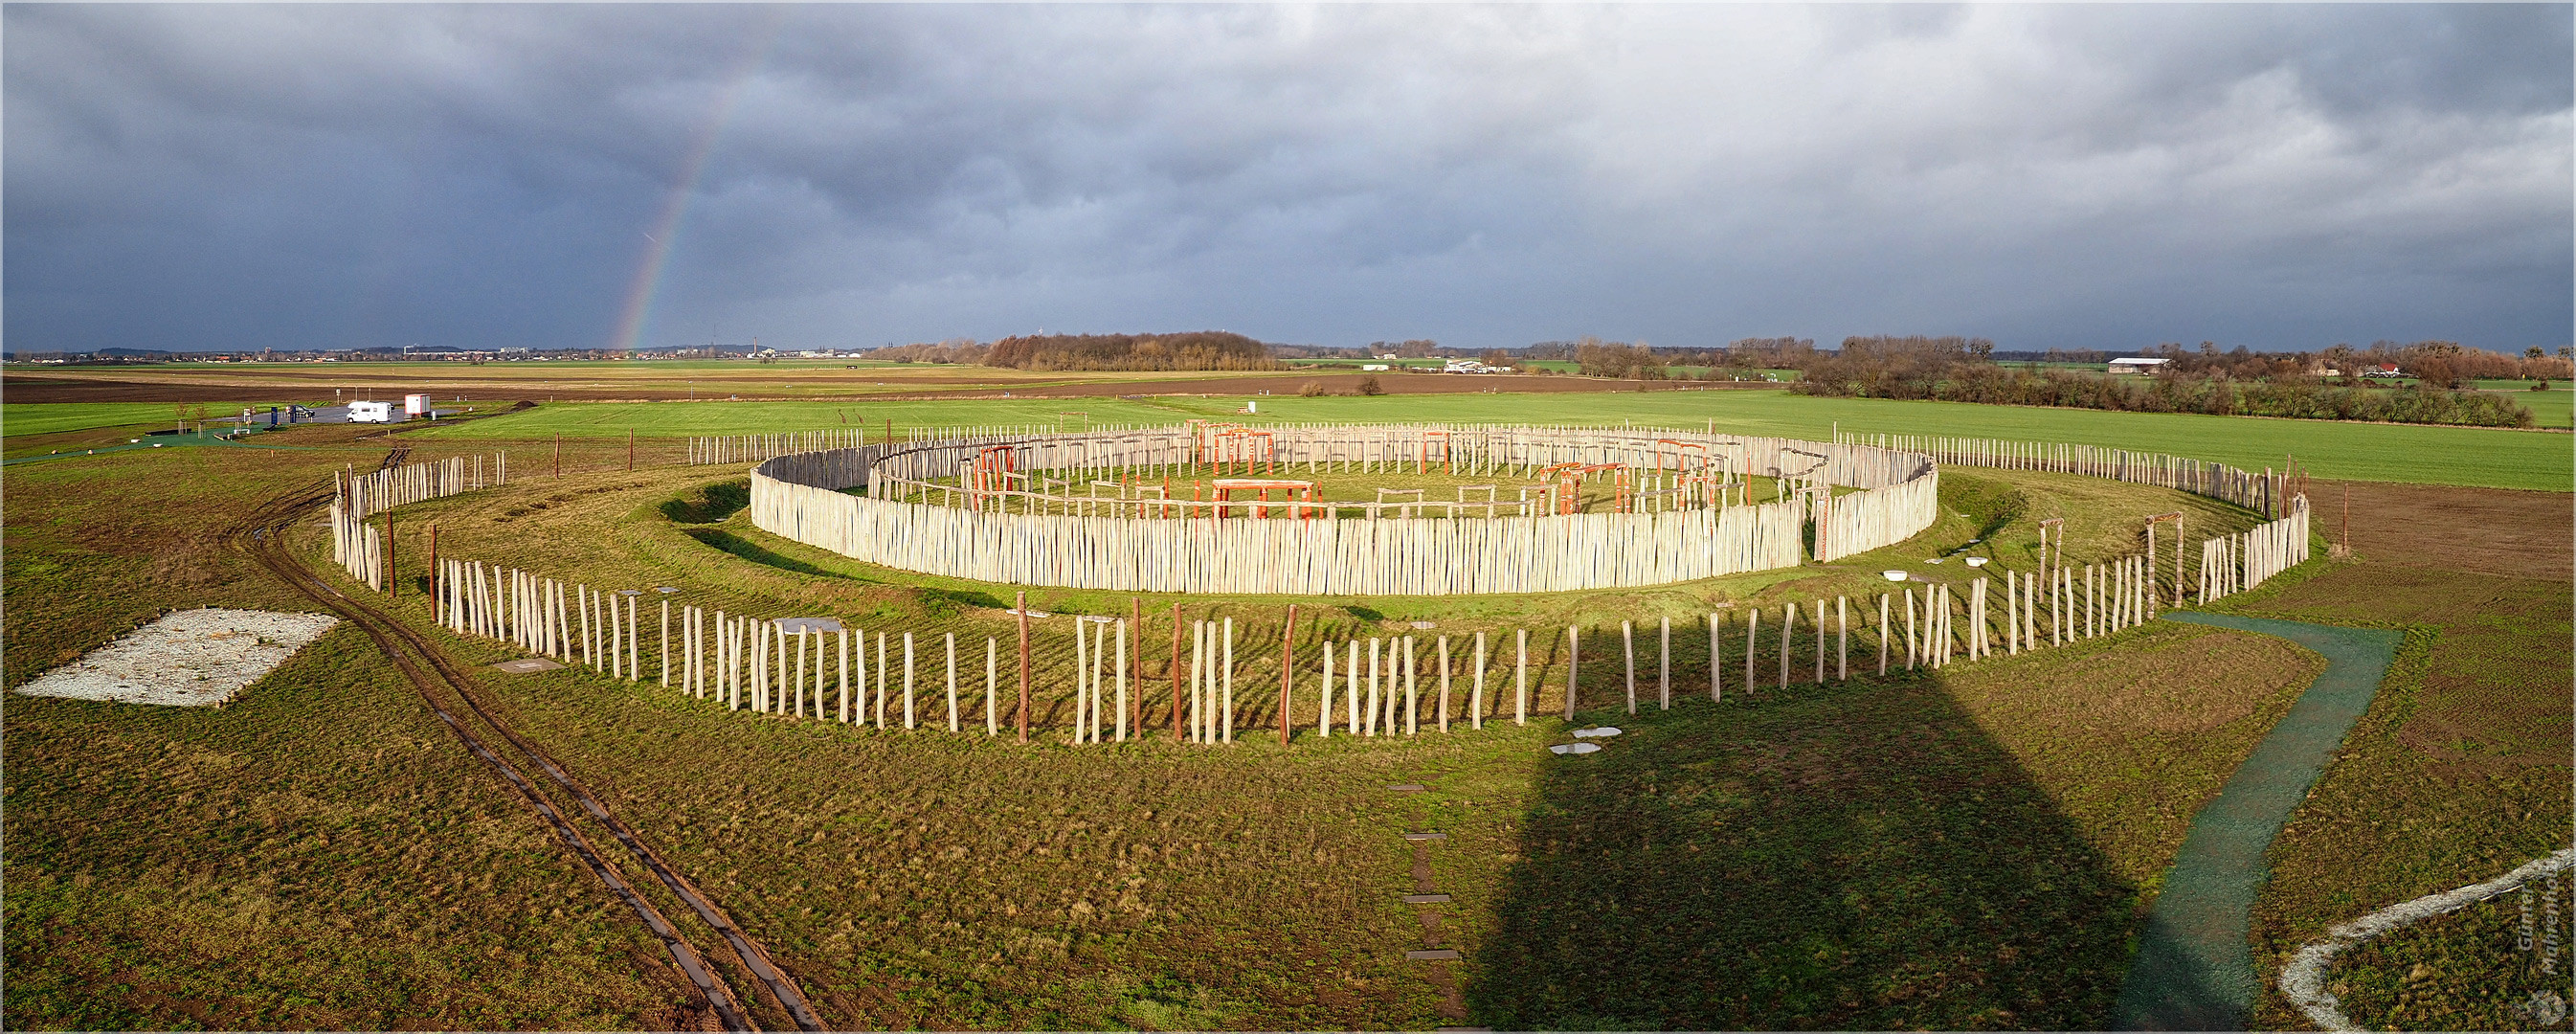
[1,402,286,438]
[4,387,2565,1030]
[401,390,2573,492]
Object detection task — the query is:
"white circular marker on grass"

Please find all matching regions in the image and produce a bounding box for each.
[1548,742,1602,755]
[1571,727,1623,738]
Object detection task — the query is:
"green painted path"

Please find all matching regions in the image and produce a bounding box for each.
[2112,614,2401,1030]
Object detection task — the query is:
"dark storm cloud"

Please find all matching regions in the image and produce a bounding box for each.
[5,4,2567,354]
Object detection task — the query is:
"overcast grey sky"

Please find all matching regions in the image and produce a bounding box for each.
[6,4,2568,354]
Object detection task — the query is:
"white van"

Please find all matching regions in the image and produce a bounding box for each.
[348,400,401,423]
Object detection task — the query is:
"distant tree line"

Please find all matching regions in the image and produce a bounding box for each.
[866,338,987,364]
[1796,335,2544,428]
[864,331,1282,372]
[2146,340,2571,387]
[1552,335,1825,380]
[980,331,1280,371]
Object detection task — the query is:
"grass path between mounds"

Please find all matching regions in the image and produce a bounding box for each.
[2111,614,2400,1030]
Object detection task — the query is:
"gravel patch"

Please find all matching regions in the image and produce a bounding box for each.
[16,607,341,707]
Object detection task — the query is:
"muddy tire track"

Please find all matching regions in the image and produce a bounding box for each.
[233,467,818,1030]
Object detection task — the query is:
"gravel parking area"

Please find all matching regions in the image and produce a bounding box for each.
[14,607,341,707]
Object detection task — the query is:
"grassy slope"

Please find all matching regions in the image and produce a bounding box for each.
[405,391,2572,491]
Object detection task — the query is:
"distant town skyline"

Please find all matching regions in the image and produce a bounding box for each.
[6,4,2568,355]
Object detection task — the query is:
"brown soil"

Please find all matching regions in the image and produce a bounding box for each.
[2312,480,2572,580]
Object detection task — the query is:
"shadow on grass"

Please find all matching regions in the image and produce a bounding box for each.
[661,479,750,525]
[683,528,838,577]
[1469,676,2140,1030]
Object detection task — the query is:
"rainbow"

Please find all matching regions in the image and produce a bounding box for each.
[608,14,785,355]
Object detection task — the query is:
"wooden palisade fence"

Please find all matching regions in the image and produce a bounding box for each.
[1834,431,2296,517]
[747,424,1940,594]
[418,546,2210,746]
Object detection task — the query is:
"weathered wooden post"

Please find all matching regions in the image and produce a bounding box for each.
[1780,602,1793,691]
[1562,625,1581,721]
[903,632,916,730]
[946,632,960,732]
[714,610,729,708]
[1903,587,1918,669]
[1360,637,1378,736]
[793,627,807,713]
[986,638,999,736]
[1074,618,1090,743]
[1837,596,1848,680]
[1877,595,1889,676]
[1812,600,1825,683]
[1171,603,1185,741]
[1116,619,1130,744]
[1017,592,1030,743]
[1347,640,1360,733]
[1280,606,1298,745]
[1471,631,1487,731]
[2005,574,2018,656]
[384,508,395,598]
[1709,612,1723,702]
[1222,617,1235,744]
[839,628,851,721]
[660,599,670,688]
[1515,629,1529,724]
[1400,635,1417,737]
[1620,620,1636,715]
[748,618,764,711]
[1320,638,1334,738]
[2026,572,2039,649]
[1657,617,1670,710]
[1744,609,1758,690]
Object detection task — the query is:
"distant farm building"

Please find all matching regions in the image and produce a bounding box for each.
[2108,357,2171,375]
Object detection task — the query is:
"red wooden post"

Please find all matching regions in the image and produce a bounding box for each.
[553,433,561,477]
[627,429,635,471]
[1280,604,1297,746]
[1016,591,1030,744]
